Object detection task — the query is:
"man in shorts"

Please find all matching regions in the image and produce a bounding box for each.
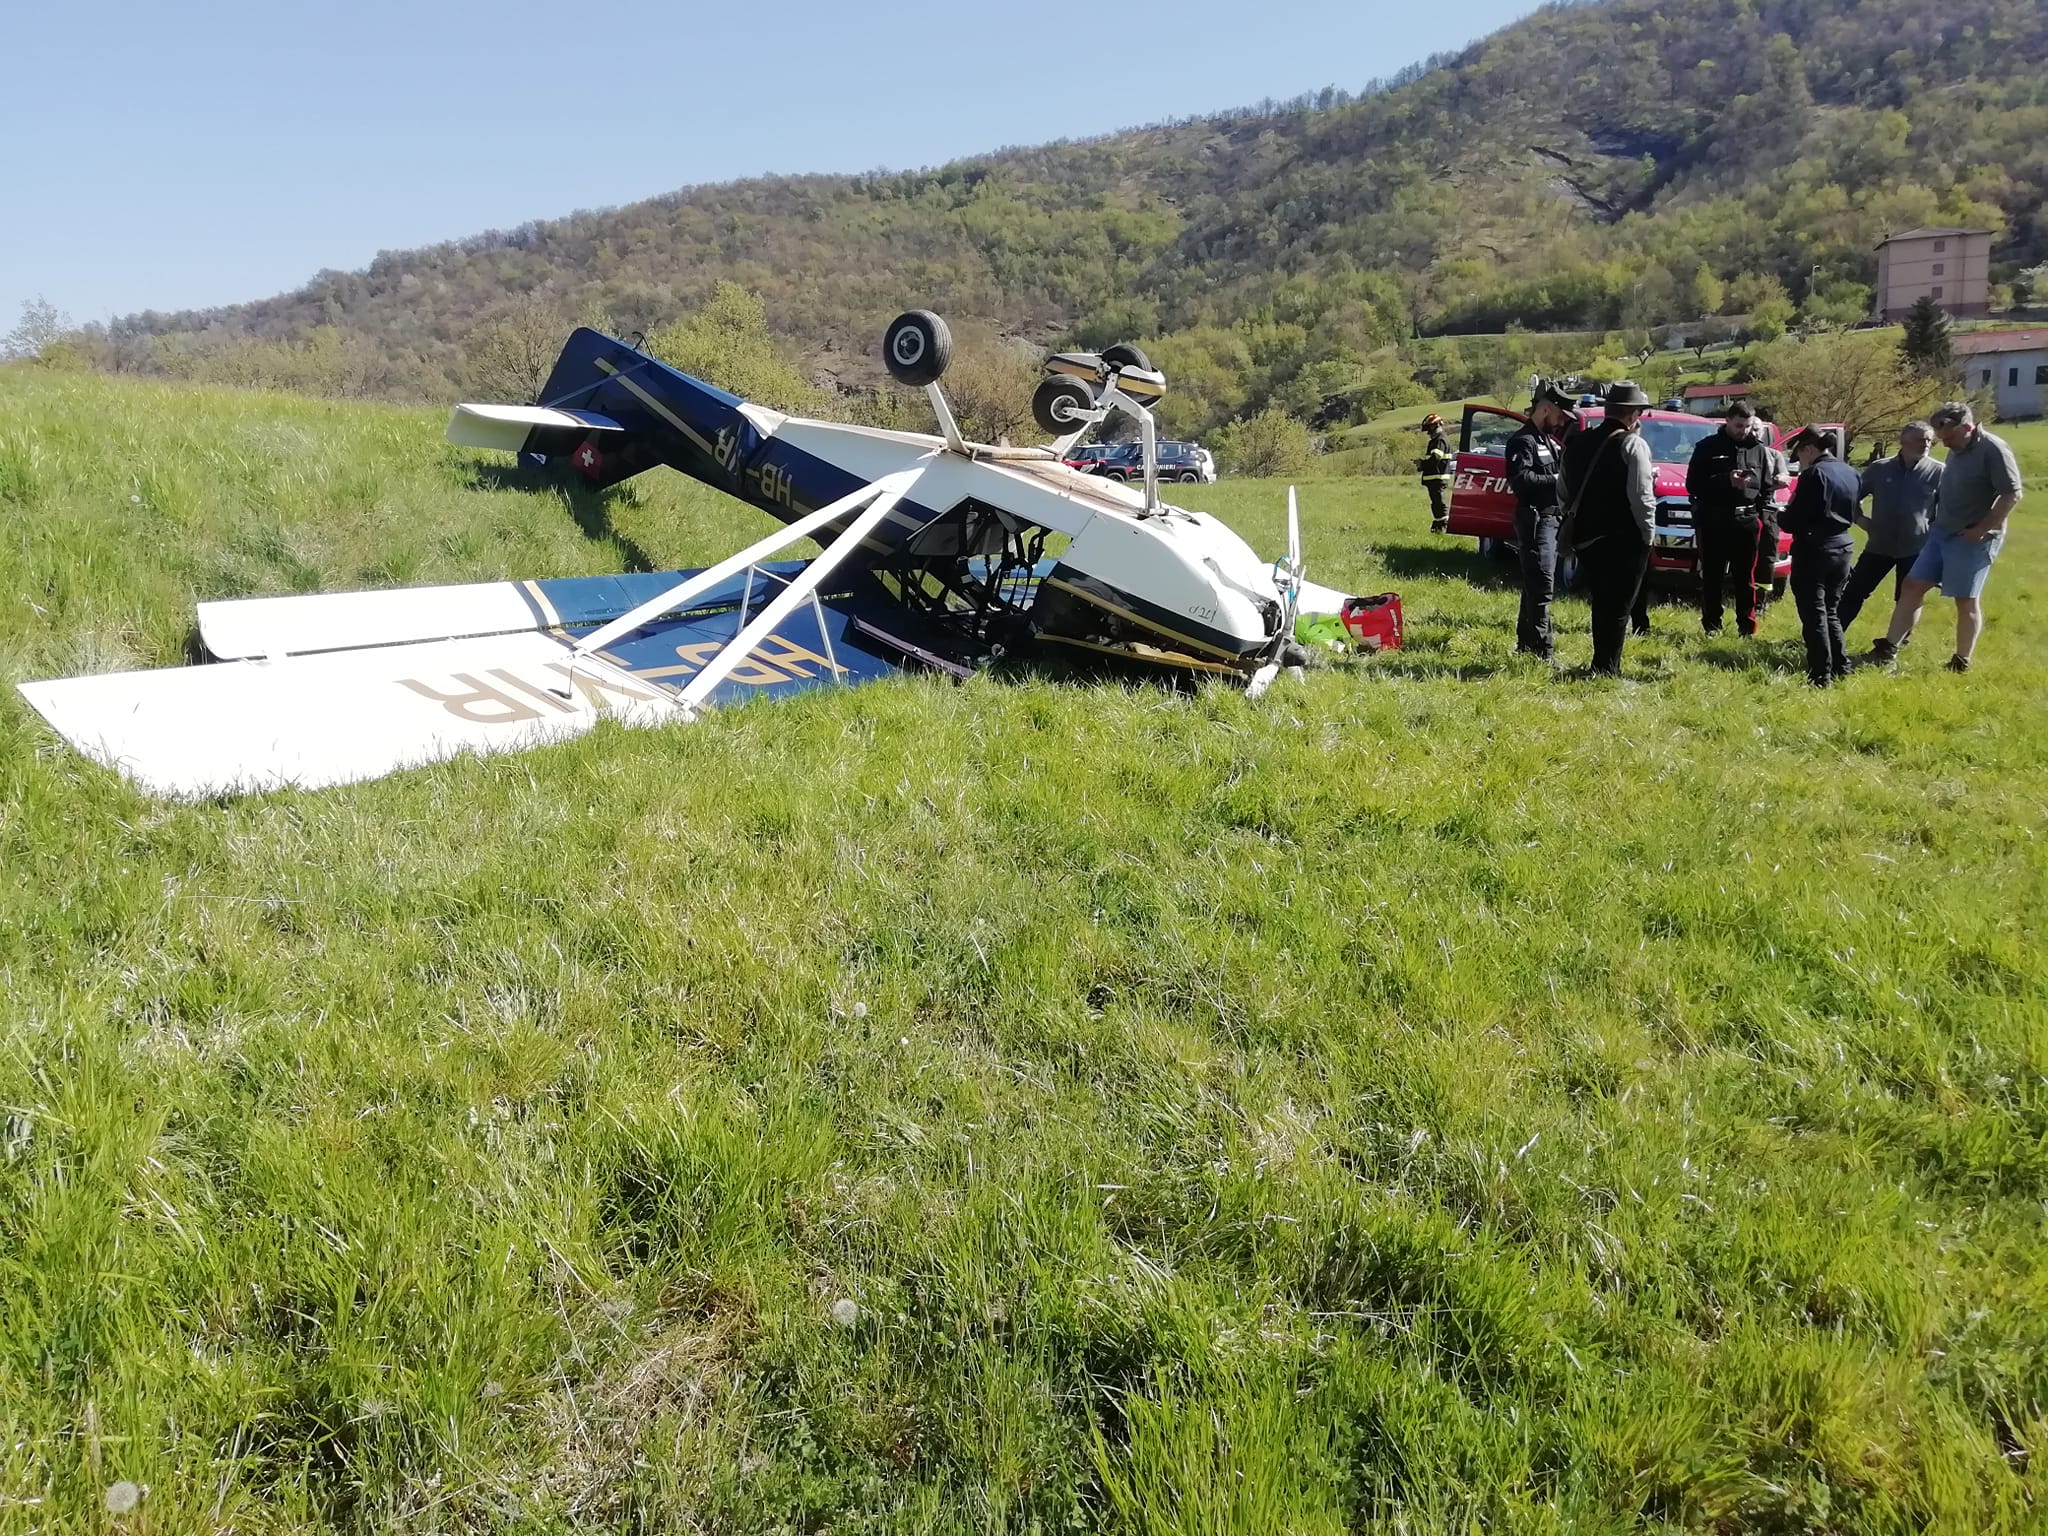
[1865,403,2022,673]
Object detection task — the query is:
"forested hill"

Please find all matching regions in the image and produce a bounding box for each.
[79,0,2048,417]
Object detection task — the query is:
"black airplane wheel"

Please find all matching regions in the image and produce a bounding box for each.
[1101,342,1154,373]
[883,310,953,386]
[1033,376,1096,435]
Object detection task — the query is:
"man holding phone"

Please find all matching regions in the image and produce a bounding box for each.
[1684,400,1774,636]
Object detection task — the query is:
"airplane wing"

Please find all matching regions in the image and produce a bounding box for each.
[20,576,921,799]
[196,564,810,659]
[23,464,947,799]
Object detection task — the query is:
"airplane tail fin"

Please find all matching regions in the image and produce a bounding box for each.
[448,328,767,493]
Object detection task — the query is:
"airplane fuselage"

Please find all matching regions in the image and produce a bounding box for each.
[483,330,1285,667]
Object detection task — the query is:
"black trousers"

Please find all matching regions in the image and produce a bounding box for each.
[1696,512,1762,633]
[1753,511,1781,597]
[1425,482,1448,527]
[1838,547,1916,633]
[1791,539,1853,685]
[1579,536,1650,675]
[1514,505,1561,656]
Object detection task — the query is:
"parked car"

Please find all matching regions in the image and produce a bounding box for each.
[1446,402,1800,591]
[1065,439,1216,484]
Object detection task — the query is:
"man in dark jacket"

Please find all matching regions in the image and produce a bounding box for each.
[1419,414,1453,533]
[1684,399,1773,635]
[1780,425,1859,685]
[1561,381,1657,676]
[1841,421,1940,637]
[1506,380,1574,659]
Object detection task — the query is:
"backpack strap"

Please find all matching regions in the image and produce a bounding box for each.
[1562,427,1623,546]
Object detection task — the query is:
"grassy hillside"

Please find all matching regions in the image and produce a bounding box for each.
[3,370,2046,1532]
[73,0,2048,422]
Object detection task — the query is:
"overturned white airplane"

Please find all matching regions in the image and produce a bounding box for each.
[21,312,1379,798]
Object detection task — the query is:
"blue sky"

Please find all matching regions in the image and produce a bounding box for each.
[2,0,1539,328]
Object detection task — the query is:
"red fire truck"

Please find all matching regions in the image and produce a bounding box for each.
[1446,402,1810,591]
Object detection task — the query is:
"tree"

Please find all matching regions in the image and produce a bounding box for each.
[461,297,571,404]
[936,335,1043,445]
[2,297,71,362]
[1212,410,1315,478]
[1688,265,1726,320]
[1753,332,1945,443]
[1898,295,1953,377]
[646,283,822,414]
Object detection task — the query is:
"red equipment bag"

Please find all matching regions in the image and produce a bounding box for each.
[1340,593,1404,651]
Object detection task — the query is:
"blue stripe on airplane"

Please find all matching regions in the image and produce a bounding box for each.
[528,562,816,630]
[587,591,908,709]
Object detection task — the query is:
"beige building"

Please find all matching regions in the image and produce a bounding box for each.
[1873,227,1993,321]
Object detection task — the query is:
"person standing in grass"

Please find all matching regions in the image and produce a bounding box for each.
[1561,381,1657,676]
[1840,421,1940,640]
[1506,380,1574,659]
[1749,413,1792,620]
[1780,425,1858,686]
[1419,414,1453,533]
[1685,399,1773,636]
[1865,402,2022,673]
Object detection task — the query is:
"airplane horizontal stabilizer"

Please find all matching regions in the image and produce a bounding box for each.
[446,403,623,453]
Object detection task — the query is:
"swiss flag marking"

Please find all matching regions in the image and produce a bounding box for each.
[572,441,603,477]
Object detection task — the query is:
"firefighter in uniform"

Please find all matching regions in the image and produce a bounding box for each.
[1419,414,1453,533]
[1506,380,1574,659]
[1749,414,1791,617]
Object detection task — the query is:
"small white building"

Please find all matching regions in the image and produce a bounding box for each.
[1955,329,2048,421]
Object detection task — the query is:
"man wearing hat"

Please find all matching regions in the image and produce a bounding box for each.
[1560,381,1657,675]
[1780,425,1859,685]
[1684,399,1774,636]
[1506,380,1574,658]
[1418,414,1454,533]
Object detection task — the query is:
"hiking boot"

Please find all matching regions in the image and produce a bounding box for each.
[1945,653,1971,673]
[1862,638,1898,668]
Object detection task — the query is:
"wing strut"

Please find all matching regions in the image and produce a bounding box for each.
[569,470,924,662]
[562,468,929,718]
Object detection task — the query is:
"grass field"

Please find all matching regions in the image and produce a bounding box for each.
[2,368,2045,1534]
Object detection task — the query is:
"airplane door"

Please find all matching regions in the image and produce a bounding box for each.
[1449,404,1526,541]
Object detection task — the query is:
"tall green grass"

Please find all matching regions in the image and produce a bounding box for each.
[1,369,2044,1533]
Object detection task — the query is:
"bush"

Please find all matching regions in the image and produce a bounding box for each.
[1213,410,1316,478]
[1319,437,1411,477]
